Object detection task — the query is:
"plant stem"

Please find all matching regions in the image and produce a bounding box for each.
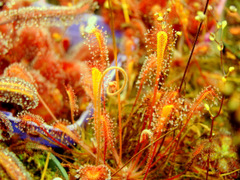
[112,127,177,177]
[108,0,123,165]
[37,94,58,122]
[178,0,210,93]
[96,67,127,165]
[41,152,51,180]
[206,95,224,180]
[121,0,130,23]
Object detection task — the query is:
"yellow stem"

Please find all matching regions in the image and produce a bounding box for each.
[220,169,240,177]
[40,152,51,180]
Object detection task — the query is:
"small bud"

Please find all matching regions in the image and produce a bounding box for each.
[217,21,227,30]
[195,11,206,22]
[193,2,200,8]
[140,129,153,143]
[229,67,235,73]
[229,5,237,13]
[157,16,163,22]
[209,33,215,41]
[176,31,182,36]
[204,104,210,111]
[208,5,213,11]
[221,20,227,30]
[222,76,227,83]
[217,43,224,51]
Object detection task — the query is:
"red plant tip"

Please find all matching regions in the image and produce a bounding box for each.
[75,164,111,180]
[140,129,153,143]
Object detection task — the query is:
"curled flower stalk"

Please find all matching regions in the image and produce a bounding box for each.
[0,1,238,179]
[92,66,128,165]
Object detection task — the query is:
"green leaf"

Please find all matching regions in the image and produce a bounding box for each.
[48,154,69,180]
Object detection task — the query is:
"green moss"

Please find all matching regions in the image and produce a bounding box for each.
[17,151,64,180]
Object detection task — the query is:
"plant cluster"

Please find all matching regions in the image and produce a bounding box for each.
[0,0,239,180]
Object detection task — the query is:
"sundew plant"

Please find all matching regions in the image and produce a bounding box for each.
[0,0,240,179]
